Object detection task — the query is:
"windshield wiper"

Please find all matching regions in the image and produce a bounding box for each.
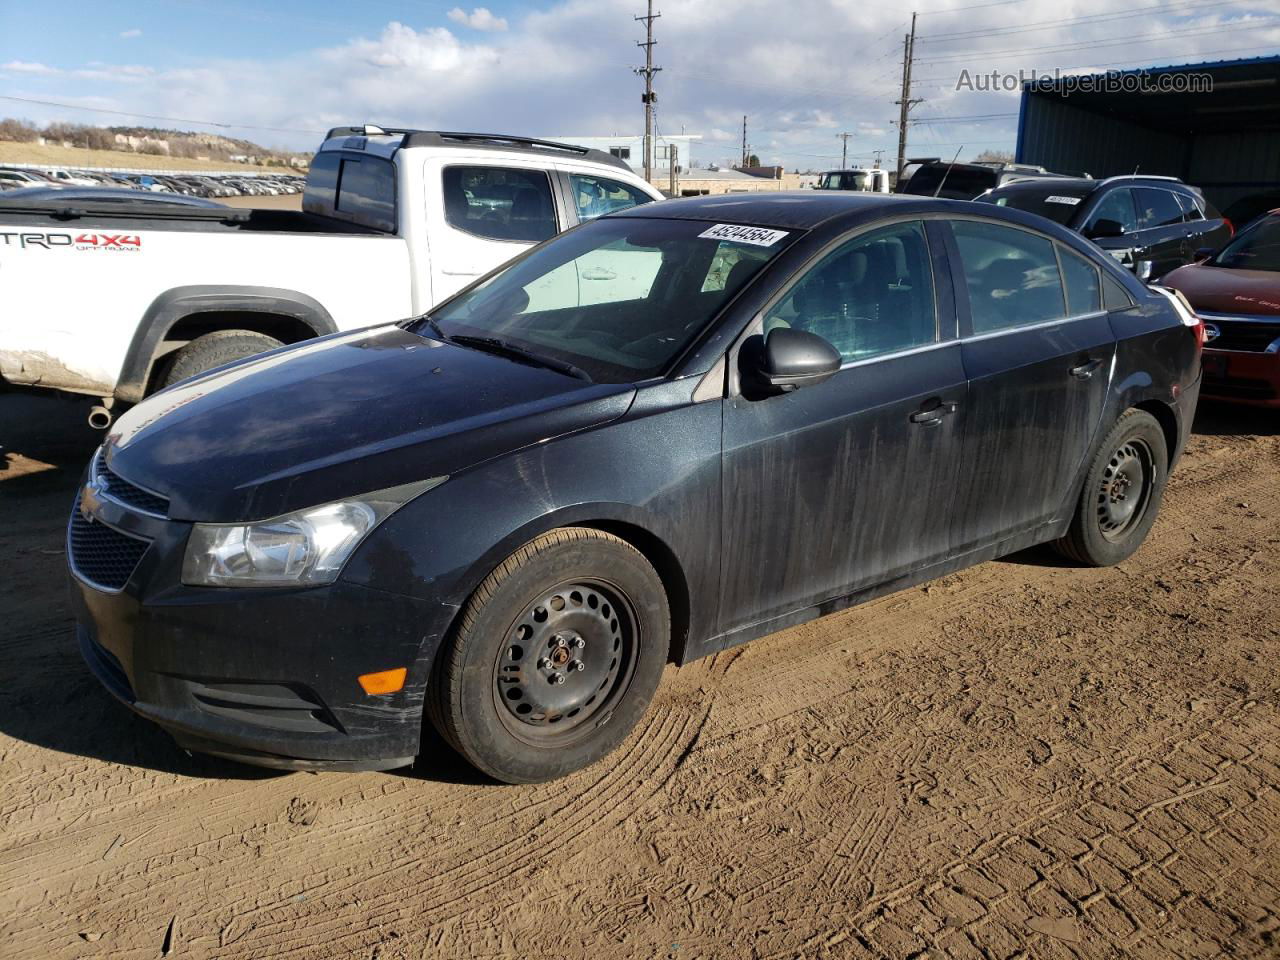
[447,335,593,382]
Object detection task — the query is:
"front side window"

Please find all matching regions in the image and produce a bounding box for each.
[443,165,557,243]
[1087,189,1139,234]
[569,174,654,221]
[419,217,794,382]
[764,221,937,361]
[952,220,1067,333]
[1136,188,1186,229]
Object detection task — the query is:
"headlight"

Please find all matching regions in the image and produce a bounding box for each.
[182,478,445,587]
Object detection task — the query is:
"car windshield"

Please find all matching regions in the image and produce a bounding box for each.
[980,185,1090,226]
[1211,215,1280,271]
[414,217,796,383]
[817,172,869,191]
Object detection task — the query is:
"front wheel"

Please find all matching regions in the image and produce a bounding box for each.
[157,329,284,390]
[427,528,670,784]
[1054,408,1168,566]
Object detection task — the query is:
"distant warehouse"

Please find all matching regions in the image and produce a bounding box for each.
[1016,55,1280,225]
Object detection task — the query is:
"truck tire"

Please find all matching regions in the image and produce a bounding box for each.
[427,528,670,784]
[157,329,284,389]
[1053,408,1168,567]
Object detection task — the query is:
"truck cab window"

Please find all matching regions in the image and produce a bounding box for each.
[443,166,557,243]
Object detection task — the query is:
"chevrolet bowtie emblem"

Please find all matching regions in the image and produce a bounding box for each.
[81,475,106,521]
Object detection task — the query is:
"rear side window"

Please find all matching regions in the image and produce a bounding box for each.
[1176,192,1204,221]
[443,166,557,243]
[764,220,937,361]
[1103,274,1134,310]
[1059,246,1101,315]
[1087,189,1139,234]
[952,220,1066,333]
[1136,188,1185,228]
[568,174,653,221]
[304,152,397,232]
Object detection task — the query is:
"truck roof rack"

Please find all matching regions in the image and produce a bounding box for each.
[322,126,633,173]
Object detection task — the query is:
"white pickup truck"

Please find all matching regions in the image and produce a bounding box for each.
[0,127,662,425]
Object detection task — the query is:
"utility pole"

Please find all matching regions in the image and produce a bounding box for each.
[669,143,678,195]
[894,11,923,185]
[634,1,661,184]
[836,132,853,169]
[741,115,748,168]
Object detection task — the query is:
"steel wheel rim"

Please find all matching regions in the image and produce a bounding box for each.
[492,579,638,745]
[1096,438,1153,542]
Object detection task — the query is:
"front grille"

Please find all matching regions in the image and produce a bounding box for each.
[1205,317,1280,353]
[96,454,170,517]
[68,496,152,591]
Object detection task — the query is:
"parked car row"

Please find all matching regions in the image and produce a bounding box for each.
[0,165,306,198]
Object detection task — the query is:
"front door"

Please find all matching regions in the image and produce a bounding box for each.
[945,219,1116,552]
[719,219,967,633]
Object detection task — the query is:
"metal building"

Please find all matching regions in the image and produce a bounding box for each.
[1016,55,1280,222]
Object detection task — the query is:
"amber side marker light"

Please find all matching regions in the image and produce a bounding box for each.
[358,667,408,695]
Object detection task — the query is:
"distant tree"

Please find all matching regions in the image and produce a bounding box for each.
[0,118,39,143]
[974,149,1015,163]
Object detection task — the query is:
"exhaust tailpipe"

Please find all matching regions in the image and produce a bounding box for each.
[88,405,113,430]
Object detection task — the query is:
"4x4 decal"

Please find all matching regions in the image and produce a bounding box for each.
[0,231,142,250]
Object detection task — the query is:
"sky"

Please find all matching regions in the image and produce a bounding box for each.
[2,0,1279,170]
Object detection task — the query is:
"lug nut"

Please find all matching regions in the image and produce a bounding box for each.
[554,673,567,685]
[573,637,585,649]
[538,657,550,669]
[556,636,568,649]
[572,660,586,672]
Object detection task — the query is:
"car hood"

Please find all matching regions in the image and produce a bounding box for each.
[104,324,636,522]
[1161,264,1280,316]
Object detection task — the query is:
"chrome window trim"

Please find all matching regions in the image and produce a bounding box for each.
[959,309,1109,345]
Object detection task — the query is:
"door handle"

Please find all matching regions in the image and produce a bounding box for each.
[909,400,959,425]
[1070,358,1104,380]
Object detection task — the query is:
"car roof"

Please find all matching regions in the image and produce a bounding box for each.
[609,191,959,230]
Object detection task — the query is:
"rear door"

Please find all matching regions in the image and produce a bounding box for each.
[1133,187,1192,279]
[423,157,562,303]
[945,219,1115,552]
[719,219,968,631]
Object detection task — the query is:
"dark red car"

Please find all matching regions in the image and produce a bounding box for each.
[1162,211,1280,408]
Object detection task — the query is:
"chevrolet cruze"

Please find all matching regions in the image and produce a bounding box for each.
[70,193,1203,783]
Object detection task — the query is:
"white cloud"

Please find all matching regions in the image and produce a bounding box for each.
[120,28,143,39]
[7,1,1273,171]
[1,60,60,75]
[447,7,508,32]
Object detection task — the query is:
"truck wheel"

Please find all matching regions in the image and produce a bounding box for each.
[428,528,670,784]
[1053,409,1168,567]
[157,330,284,389]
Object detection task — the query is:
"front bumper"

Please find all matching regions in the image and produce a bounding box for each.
[70,519,454,771]
[1200,349,1280,409]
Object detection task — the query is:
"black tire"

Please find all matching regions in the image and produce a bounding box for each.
[157,330,284,389]
[427,528,670,784]
[1054,408,1168,567]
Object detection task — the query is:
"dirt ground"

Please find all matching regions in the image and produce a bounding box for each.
[1,392,1277,959]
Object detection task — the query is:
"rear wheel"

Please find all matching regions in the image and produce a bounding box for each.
[157,329,284,390]
[427,528,669,784]
[1054,408,1168,566]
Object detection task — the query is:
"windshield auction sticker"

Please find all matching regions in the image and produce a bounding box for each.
[698,224,790,246]
[1045,195,1082,205]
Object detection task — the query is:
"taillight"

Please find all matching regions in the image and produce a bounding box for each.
[1223,217,1235,237]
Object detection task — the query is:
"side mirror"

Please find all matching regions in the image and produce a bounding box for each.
[1086,218,1127,240]
[752,327,842,392]
[1133,259,1155,282]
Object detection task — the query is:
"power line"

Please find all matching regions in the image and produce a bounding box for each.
[916,0,1243,42]
[0,94,322,135]
[915,17,1279,64]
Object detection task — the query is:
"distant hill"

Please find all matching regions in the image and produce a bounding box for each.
[0,118,311,168]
